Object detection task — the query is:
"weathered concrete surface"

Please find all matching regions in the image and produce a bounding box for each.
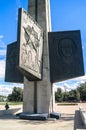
[0,115,74,130]
[23,0,53,114]
[1,103,86,130]
[0,104,74,130]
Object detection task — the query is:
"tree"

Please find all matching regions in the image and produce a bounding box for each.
[7,87,23,102]
[76,90,80,102]
[78,83,86,101]
[63,91,69,102]
[63,85,68,101]
[55,82,86,102]
[55,88,63,102]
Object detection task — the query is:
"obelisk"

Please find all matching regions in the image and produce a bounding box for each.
[23,0,53,113]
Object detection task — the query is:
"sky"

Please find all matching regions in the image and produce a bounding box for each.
[50,0,86,91]
[0,0,86,95]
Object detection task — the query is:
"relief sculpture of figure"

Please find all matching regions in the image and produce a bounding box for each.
[21,25,40,73]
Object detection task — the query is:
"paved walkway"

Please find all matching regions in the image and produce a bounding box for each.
[0,103,86,130]
[0,114,74,130]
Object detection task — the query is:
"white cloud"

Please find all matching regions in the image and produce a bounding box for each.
[53,83,65,92]
[71,76,86,85]
[0,35,4,39]
[0,50,6,57]
[0,35,6,57]
[0,83,23,96]
[54,75,86,91]
[0,35,6,78]
[0,86,12,96]
[0,34,23,96]
[0,60,5,78]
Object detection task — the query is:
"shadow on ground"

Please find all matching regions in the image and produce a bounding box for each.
[0,108,21,120]
[17,113,74,125]
[0,112,75,126]
[58,113,74,122]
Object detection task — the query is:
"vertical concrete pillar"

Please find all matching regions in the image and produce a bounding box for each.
[23,0,53,113]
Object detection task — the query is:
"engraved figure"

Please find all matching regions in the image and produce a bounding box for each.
[21,25,41,73]
[20,10,43,76]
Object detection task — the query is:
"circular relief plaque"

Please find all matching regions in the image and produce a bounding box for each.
[58,38,76,63]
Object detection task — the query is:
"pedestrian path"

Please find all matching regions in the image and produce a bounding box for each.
[0,112,85,130]
[0,113,74,130]
[0,104,85,130]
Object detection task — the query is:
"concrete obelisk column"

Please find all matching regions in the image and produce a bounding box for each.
[23,0,53,113]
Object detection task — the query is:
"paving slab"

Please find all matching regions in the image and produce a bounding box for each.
[0,103,86,130]
[0,113,74,130]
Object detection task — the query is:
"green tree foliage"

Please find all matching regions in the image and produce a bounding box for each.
[55,82,86,102]
[78,83,86,101]
[63,91,69,102]
[55,88,63,102]
[76,90,80,102]
[0,95,6,102]
[68,90,77,101]
[7,87,23,102]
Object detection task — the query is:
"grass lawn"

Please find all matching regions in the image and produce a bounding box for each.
[57,102,78,106]
[0,102,23,105]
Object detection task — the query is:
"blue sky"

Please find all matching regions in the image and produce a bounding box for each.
[0,0,86,95]
[50,0,86,91]
[0,0,28,96]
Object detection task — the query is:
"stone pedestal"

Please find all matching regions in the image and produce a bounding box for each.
[23,0,54,113]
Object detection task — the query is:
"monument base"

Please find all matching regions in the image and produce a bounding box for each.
[19,112,61,120]
[19,113,48,120]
